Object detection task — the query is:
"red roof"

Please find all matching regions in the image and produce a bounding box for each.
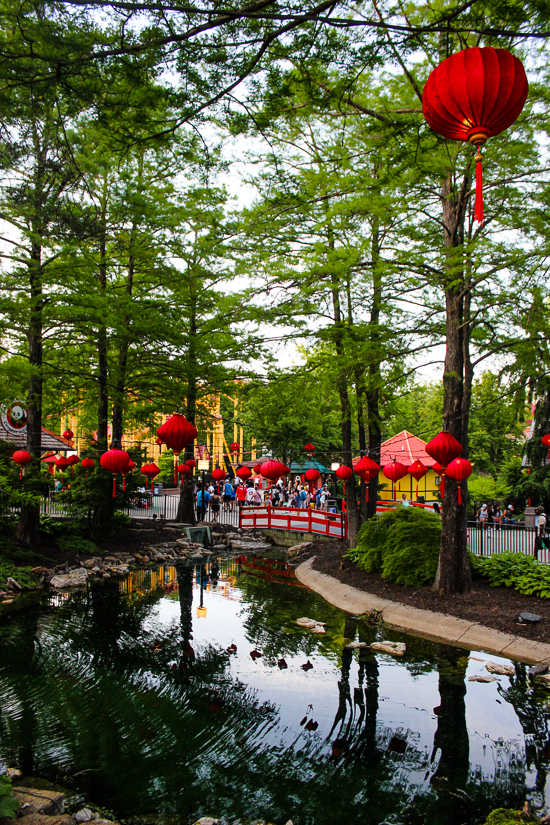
[353,430,437,468]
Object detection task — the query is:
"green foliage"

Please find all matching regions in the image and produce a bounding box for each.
[56,536,100,555]
[0,775,19,819]
[346,507,441,587]
[482,809,538,825]
[0,560,40,589]
[470,552,550,599]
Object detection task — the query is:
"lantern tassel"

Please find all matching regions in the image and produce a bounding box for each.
[475,149,484,224]
[20,468,22,480]
[123,476,125,491]
[112,476,116,498]
[441,476,445,500]
[366,487,369,503]
[458,487,462,506]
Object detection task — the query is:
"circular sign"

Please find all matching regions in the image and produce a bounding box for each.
[1,402,28,436]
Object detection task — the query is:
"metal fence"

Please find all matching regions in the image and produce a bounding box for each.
[467,521,550,564]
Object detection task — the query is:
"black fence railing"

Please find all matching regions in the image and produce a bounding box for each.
[467,521,550,564]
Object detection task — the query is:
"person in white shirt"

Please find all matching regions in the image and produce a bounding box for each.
[246,485,255,503]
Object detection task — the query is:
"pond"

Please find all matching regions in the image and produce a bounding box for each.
[1,556,550,825]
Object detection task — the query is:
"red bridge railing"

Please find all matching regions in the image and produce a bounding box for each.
[239,504,348,539]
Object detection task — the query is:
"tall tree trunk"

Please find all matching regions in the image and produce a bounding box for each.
[433,174,472,594]
[177,299,198,524]
[17,240,43,546]
[355,367,368,521]
[111,152,143,449]
[366,209,383,519]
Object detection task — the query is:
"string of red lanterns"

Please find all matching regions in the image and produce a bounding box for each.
[157,414,198,485]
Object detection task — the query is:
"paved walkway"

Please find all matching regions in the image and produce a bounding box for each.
[295,557,550,665]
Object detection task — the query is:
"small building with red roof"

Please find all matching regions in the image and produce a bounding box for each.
[354,430,442,503]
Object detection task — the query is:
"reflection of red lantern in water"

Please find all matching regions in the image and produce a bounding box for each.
[13,449,31,479]
[423,47,528,223]
[100,449,131,497]
[157,414,198,485]
[408,460,428,499]
[444,457,473,505]
[81,457,94,479]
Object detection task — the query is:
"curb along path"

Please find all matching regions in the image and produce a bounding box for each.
[295,557,550,665]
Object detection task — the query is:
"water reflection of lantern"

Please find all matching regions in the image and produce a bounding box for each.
[408,460,429,499]
[100,449,131,497]
[196,606,207,618]
[13,449,31,479]
[382,461,408,499]
[157,413,198,485]
[444,457,473,505]
[423,47,528,223]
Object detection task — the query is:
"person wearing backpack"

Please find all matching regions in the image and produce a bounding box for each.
[299,487,308,508]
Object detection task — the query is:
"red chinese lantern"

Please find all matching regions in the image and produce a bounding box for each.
[141,463,161,489]
[67,454,80,475]
[408,459,429,499]
[186,458,197,469]
[13,450,31,479]
[336,464,353,494]
[100,449,131,497]
[63,429,74,440]
[157,414,198,484]
[432,462,446,476]
[281,464,291,476]
[354,456,381,502]
[230,442,240,454]
[542,434,550,459]
[305,467,321,483]
[423,47,528,223]
[260,460,286,481]
[253,464,262,475]
[237,466,252,481]
[425,432,463,467]
[304,443,315,456]
[81,457,94,479]
[55,455,70,482]
[444,457,473,505]
[212,468,227,482]
[383,461,408,499]
[121,458,136,491]
[178,463,190,476]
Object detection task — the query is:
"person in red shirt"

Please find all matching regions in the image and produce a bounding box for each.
[236,483,247,509]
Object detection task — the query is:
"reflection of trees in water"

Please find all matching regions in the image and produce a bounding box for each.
[499,663,550,808]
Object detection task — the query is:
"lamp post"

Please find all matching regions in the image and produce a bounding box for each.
[197,459,209,522]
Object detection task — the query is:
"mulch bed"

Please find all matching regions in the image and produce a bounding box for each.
[302,540,550,645]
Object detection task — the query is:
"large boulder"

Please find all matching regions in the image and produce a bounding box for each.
[49,569,88,589]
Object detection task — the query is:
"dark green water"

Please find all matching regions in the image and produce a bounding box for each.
[0,557,549,825]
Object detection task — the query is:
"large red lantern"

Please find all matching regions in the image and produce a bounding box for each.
[67,454,80,475]
[237,466,252,481]
[157,414,198,484]
[141,463,160,489]
[444,457,473,505]
[423,47,528,223]
[178,463,190,476]
[336,464,353,494]
[186,458,197,470]
[253,464,262,475]
[260,460,286,481]
[212,468,226,482]
[81,457,94,479]
[55,455,70,482]
[542,434,550,459]
[432,462,446,476]
[304,443,315,456]
[425,432,463,467]
[13,450,31,479]
[408,459,429,499]
[305,467,321,483]
[100,449,131,497]
[63,429,74,440]
[230,442,240,454]
[383,461,408,499]
[354,456,381,502]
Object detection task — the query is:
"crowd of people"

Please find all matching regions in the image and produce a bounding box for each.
[194,477,334,522]
[476,503,516,527]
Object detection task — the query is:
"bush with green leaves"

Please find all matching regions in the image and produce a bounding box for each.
[56,535,100,555]
[0,774,20,818]
[469,551,550,598]
[0,561,40,590]
[346,506,442,587]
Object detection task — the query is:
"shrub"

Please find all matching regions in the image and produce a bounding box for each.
[346,506,442,587]
[0,561,40,590]
[470,551,550,598]
[0,775,19,818]
[56,535,100,555]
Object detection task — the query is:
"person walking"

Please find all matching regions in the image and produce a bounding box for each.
[535,507,548,560]
[236,483,247,510]
[223,480,232,510]
[210,490,220,522]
